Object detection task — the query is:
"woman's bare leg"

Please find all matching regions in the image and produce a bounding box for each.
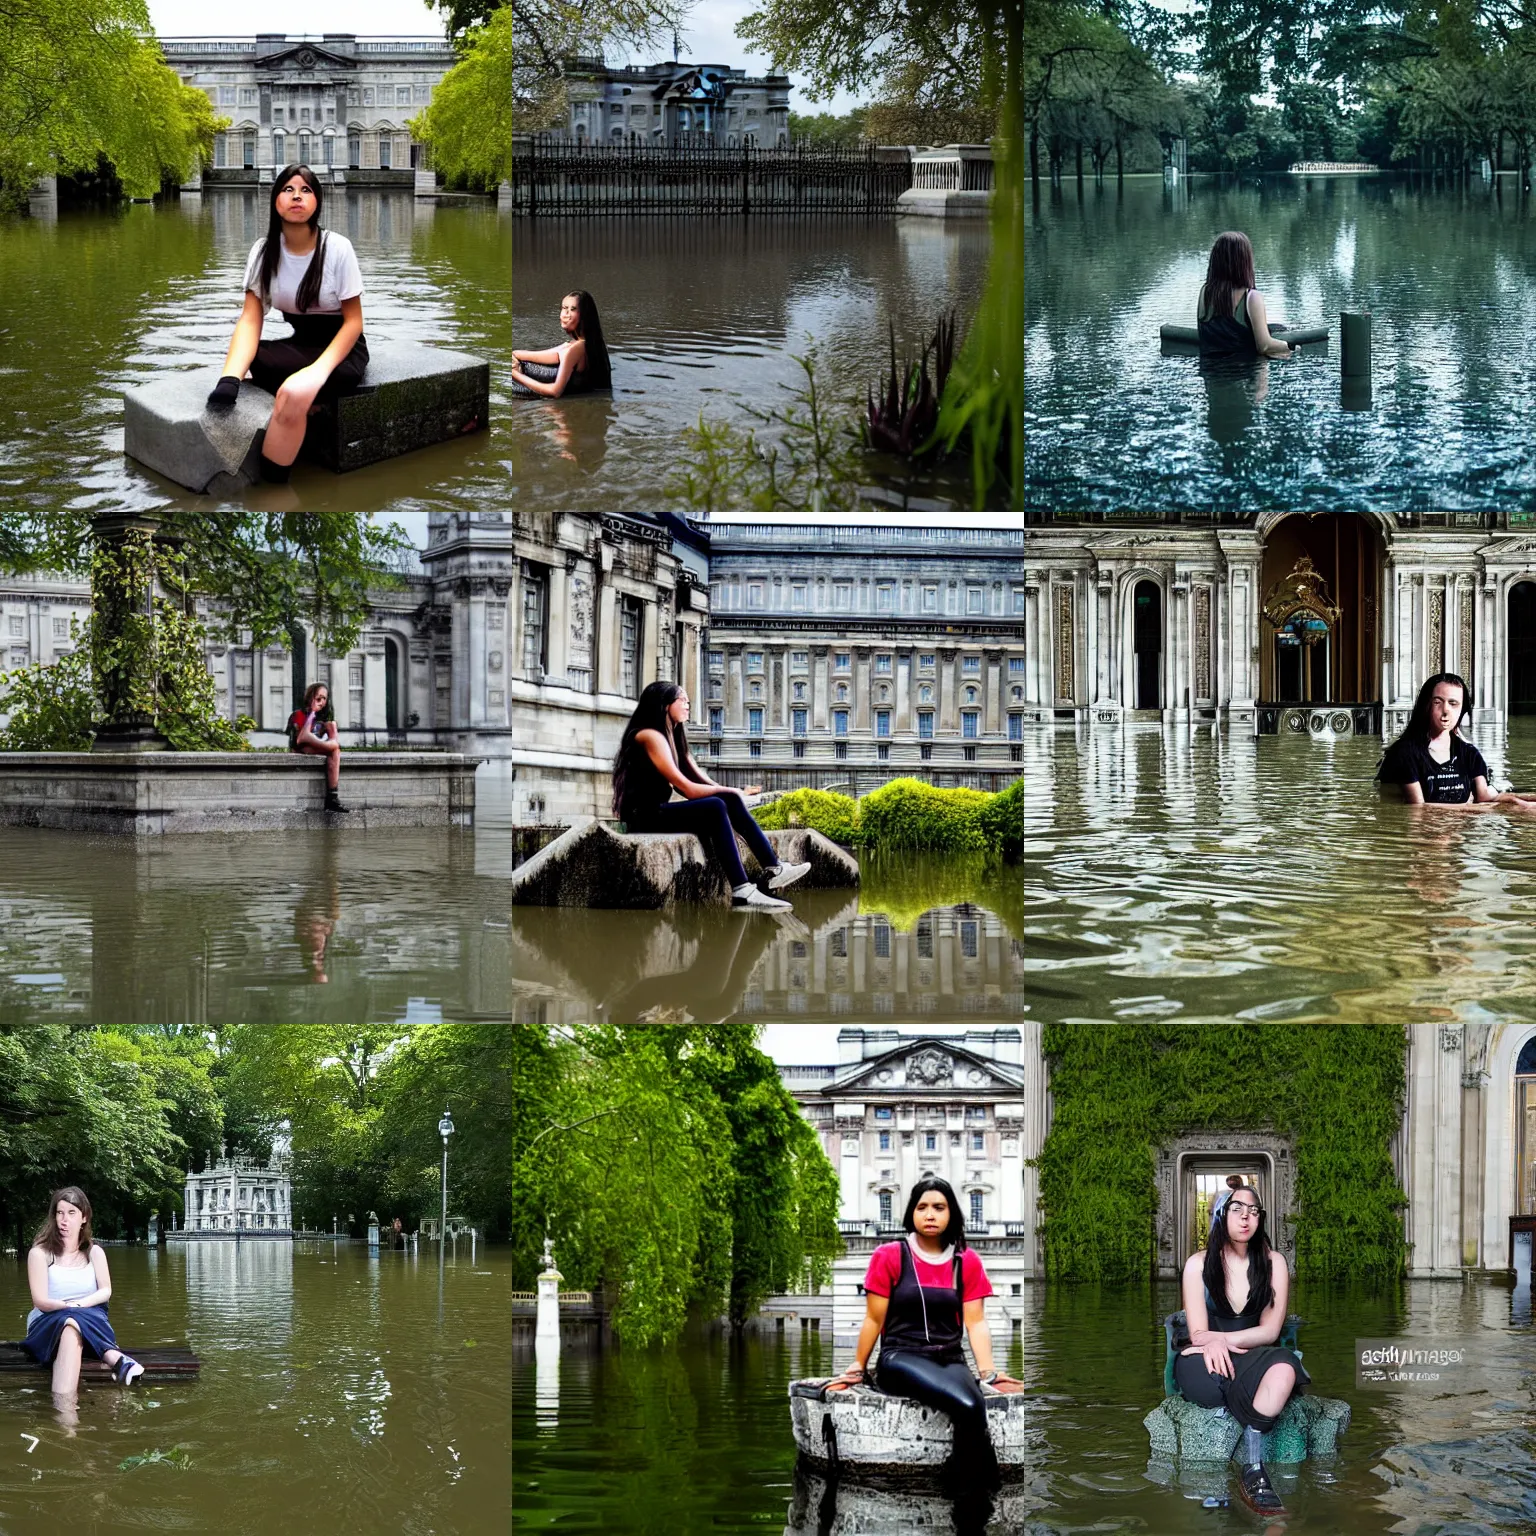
[52,1320,83,1395]
[298,742,342,789]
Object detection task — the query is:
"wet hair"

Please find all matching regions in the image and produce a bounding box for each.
[564,289,612,389]
[1199,231,1258,327]
[302,682,330,711]
[1393,672,1471,748]
[257,165,327,313]
[1201,1176,1272,1318]
[612,681,703,815]
[33,1186,95,1259]
[900,1176,968,1251]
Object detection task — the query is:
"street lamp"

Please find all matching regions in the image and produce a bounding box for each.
[439,1106,455,1248]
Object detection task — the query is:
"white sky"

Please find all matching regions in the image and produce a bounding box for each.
[371,512,428,546]
[759,1025,956,1066]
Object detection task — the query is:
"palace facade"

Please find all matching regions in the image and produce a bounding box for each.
[1023,512,1536,736]
[159,33,456,187]
[559,58,791,147]
[0,513,511,756]
[175,1155,293,1236]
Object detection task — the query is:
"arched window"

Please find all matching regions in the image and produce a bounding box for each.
[1133,578,1162,709]
[1515,1035,1536,1217]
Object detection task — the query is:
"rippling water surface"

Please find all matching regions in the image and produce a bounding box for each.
[1026,176,1536,510]
[1023,722,1536,1023]
[0,1241,510,1535]
[515,1280,1535,1533]
[511,217,989,510]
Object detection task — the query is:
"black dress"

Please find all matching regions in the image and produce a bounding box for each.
[1197,290,1261,358]
[1172,1282,1309,1431]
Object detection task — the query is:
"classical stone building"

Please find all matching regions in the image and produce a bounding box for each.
[177,1155,293,1236]
[704,515,1026,790]
[510,510,709,822]
[0,513,510,756]
[1023,512,1536,736]
[159,32,456,187]
[559,57,791,146]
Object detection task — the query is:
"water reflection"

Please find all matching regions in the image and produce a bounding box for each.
[786,1466,1046,1536]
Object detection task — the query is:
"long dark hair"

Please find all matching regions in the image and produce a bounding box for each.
[1199,230,1257,325]
[1201,1175,1273,1318]
[900,1176,968,1251]
[566,289,612,388]
[1393,672,1471,749]
[33,1185,95,1259]
[612,680,702,815]
[257,164,327,313]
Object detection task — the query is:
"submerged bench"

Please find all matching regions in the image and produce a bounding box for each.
[509,820,859,908]
[1159,323,1331,350]
[0,1342,201,1385]
[123,340,490,492]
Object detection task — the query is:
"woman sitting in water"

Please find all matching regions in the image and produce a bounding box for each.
[1175,1177,1304,1515]
[511,290,612,398]
[825,1177,1024,1506]
[23,1186,144,1412]
[612,680,809,912]
[1197,231,1295,360]
[1377,672,1536,808]
[206,165,368,484]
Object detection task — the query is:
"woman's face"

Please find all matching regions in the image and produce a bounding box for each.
[1224,1189,1260,1241]
[278,177,317,225]
[1429,683,1464,735]
[312,688,329,713]
[55,1200,84,1246]
[913,1190,949,1239]
[668,691,690,724]
[560,295,581,334]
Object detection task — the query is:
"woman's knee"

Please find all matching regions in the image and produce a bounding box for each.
[59,1320,82,1344]
[1261,1361,1296,1393]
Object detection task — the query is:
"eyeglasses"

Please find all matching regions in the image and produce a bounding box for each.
[1226,1202,1263,1221]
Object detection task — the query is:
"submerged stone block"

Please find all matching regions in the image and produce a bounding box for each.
[122,372,273,494]
[508,820,859,908]
[1143,1393,1351,1464]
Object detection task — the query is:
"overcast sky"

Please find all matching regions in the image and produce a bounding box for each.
[759,1025,959,1066]
[372,512,428,546]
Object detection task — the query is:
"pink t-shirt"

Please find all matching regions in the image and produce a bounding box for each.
[863,1241,994,1303]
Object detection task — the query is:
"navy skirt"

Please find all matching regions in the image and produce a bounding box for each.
[22,1304,118,1364]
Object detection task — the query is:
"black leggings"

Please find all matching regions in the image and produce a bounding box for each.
[876,1347,999,1487]
[1173,1345,1305,1431]
[626,793,776,888]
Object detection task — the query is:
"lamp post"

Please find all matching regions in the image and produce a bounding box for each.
[438,1106,455,1247]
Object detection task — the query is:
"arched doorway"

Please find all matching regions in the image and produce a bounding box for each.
[1516,1034,1536,1218]
[384,638,401,730]
[1132,580,1162,709]
[1509,582,1536,714]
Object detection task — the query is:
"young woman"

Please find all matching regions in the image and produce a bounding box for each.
[825,1177,1024,1495]
[1377,672,1536,808]
[288,682,350,813]
[612,680,810,912]
[1174,1179,1304,1514]
[206,165,368,484]
[23,1187,144,1398]
[511,290,612,398]
[1197,231,1294,360]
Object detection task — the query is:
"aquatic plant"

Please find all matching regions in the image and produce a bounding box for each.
[119,1444,194,1471]
[864,313,957,460]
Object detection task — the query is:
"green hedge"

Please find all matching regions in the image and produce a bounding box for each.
[1035,1024,1407,1284]
[755,788,863,845]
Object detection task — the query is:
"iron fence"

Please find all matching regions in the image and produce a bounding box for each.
[510,136,913,216]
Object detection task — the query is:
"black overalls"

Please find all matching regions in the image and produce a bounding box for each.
[874,1241,998,1487]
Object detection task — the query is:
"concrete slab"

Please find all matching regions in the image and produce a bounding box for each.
[122,373,272,494]
[0,752,482,834]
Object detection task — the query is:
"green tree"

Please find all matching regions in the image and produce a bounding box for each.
[789,107,870,146]
[412,8,512,186]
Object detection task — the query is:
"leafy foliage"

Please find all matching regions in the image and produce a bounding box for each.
[789,107,870,146]
[0,633,94,750]
[866,314,957,462]
[411,8,511,187]
[756,788,864,844]
[1035,1025,1408,1283]
[860,777,994,853]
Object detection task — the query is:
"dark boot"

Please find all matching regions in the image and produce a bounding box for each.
[325,788,351,814]
[1236,1460,1287,1516]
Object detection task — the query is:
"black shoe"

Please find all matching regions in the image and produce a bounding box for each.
[325,791,351,814]
[1237,1461,1287,1516]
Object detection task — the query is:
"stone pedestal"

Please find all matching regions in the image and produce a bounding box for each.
[122,374,271,494]
[536,1266,562,1341]
[1143,1393,1351,1463]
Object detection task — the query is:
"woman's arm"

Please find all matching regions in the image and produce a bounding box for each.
[637,729,717,800]
[297,724,337,750]
[1180,1254,1244,1376]
[27,1249,59,1311]
[298,295,365,384]
[511,341,581,399]
[514,347,563,364]
[220,291,266,380]
[1403,779,1501,810]
[1246,291,1294,359]
[964,1298,995,1374]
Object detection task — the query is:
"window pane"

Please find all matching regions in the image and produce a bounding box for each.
[834,710,848,736]
[748,708,763,734]
[962,712,979,739]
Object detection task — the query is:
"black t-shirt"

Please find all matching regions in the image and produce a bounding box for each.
[1377,735,1490,804]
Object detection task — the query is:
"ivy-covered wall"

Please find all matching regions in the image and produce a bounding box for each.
[1035,1025,1407,1283]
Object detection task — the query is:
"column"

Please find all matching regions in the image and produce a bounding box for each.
[642,597,661,686]
[984,649,1003,736]
[939,648,958,732]
[727,649,745,729]
[596,573,618,694]
[812,647,829,730]
[547,562,569,684]
[895,651,912,732]
[363,647,385,734]
[854,647,872,732]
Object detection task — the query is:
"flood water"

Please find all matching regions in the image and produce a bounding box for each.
[0,192,510,512]
[514,1278,1536,1533]
[0,762,511,1024]
[511,217,990,510]
[1026,175,1536,510]
[1023,722,1536,1023]
[0,1239,510,1534]
[511,855,1023,1023]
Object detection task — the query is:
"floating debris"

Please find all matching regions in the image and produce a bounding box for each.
[118,1444,193,1471]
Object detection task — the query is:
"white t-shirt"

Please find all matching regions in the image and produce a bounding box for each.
[244,231,364,316]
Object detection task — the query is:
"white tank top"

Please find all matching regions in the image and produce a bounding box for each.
[26,1254,95,1328]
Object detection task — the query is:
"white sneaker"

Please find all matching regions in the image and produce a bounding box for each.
[766,859,812,891]
[731,883,793,911]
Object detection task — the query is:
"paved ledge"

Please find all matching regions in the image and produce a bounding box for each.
[0,752,481,835]
[509,821,859,908]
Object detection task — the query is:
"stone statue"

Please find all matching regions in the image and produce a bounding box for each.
[907,1049,953,1086]
[542,1234,555,1271]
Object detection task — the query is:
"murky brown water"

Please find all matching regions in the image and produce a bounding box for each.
[0,1240,510,1534]
[511,216,989,510]
[0,191,509,512]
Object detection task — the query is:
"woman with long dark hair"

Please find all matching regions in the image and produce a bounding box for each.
[511,290,612,397]
[205,164,369,483]
[824,1177,1023,1508]
[1377,672,1536,807]
[1173,1178,1304,1514]
[1197,231,1294,360]
[613,680,809,911]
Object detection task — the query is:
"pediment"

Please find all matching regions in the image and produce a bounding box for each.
[829,1039,1022,1095]
[257,44,357,72]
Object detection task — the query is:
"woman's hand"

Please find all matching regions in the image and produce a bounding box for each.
[983,1371,1026,1395]
[274,364,326,421]
[1183,1337,1244,1378]
[742,784,762,796]
[824,1366,865,1394]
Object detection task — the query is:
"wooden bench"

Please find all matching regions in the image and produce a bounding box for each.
[0,1342,201,1384]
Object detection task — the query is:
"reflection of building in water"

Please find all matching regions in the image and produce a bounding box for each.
[0,513,510,756]
[1024,511,1536,734]
[178,1156,294,1235]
